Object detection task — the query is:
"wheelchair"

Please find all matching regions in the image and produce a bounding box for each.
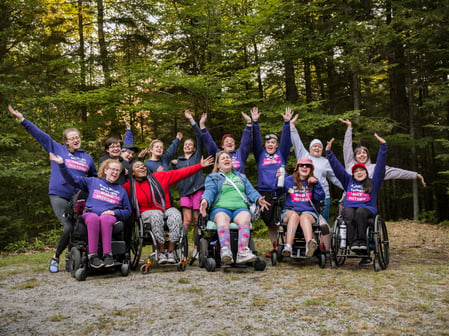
[129,214,188,274]
[196,213,266,272]
[64,192,131,281]
[330,214,389,271]
[271,210,328,268]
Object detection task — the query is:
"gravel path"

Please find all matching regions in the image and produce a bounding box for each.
[1,221,449,335]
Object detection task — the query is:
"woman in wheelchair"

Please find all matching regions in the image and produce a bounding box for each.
[49,153,132,268]
[199,151,270,265]
[326,134,387,262]
[280,157,326,257]
[123,156,213,264]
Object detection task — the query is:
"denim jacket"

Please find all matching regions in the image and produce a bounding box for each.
[201,171,261,210]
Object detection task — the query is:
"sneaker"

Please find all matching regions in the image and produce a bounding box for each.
[166,252,176,264]
[49,257,59,273]
[90,254,104,268]
[236,247,257,264]
[351,244,360,252]
[358,243,367,250]
[282,244,292,257]
[158,252,168,264]
[220,247,234,264]
[305,239,318,257]
[359,257,372,265]
[103,253,114,267]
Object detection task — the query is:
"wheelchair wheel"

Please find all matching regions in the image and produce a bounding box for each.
[175,226,188,264]
[120,263,130,276]
[70,247,81,277]
[205,257,216,272]
[331,219,347,267]
[75,268,87,281]
[198,237,209,268]
[271,251,279,266]
[129,219,143,270]
[374,216,389,270]
[319,252,326,269]
[253,257,266,271]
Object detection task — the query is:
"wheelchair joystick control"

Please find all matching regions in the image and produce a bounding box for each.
[277,165,286,188]
[339,222,347,248]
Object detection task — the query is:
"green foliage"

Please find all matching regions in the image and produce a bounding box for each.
[1,0,449,249]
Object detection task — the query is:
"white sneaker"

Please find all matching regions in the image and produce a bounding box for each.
[236,247,257,264]
[305,239,318,257]
[282,244,292,257]
[166,252,176,264]
[158,252,167,264]
[220,247,234,264]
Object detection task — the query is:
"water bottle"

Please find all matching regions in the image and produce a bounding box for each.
[339,222,347,248]
[277,165,286,188]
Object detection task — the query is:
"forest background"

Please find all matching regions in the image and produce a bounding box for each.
[1,0,448,250]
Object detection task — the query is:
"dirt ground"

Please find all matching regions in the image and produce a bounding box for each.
[1,221,449,336]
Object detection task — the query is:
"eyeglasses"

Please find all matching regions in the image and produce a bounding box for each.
[109,144,121,149]
[297,164,312,168]
[66,136,81,141]
[107,168,121,173]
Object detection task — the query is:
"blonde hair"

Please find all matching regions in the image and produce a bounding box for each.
[212,151,233,173]
[98,159,121,178]
[149,139,164,159]
[63,128,80,141]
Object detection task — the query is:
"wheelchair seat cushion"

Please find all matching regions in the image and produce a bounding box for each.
[206,220,253,231]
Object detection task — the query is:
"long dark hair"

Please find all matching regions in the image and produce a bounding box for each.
[128,162,165,217]
[361,177,372,194]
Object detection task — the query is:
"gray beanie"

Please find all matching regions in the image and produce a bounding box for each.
[309,139,323,150]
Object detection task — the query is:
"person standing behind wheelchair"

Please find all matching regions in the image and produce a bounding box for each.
[252,106,293,253]
[49,153,131,268]
[326,134,387,257]
[280,157,326,257]
[199,151,270,265]
[123,156,214,264]
[8,105,97,273]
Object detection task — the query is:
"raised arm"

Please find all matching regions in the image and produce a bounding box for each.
[9,105,59,153]
[290,114,308,160]
[279,107,293,161]
[339,118,355,170]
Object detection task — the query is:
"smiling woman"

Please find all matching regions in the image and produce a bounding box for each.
[49,153,131,268]
[8,105,97,273]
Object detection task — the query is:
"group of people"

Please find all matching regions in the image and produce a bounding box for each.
[8,104,426,271]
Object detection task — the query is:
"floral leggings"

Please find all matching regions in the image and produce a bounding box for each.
[141,207,182,244]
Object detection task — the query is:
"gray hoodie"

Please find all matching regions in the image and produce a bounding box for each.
[291,128,343,199]
[343,126,418,180]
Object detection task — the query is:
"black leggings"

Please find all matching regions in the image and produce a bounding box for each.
[49,195,73,258]
[342,207,374,245]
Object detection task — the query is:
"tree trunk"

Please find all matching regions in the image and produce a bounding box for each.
[284,57,298,104]
[78,0,87,121]
[97,0,111,86]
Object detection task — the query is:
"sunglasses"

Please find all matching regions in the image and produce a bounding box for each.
[297,164,312,168]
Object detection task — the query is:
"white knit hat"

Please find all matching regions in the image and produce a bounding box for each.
[309,139,323,150]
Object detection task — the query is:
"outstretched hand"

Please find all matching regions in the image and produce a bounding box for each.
[49,152,64,164]
[184,109,195,124]
[374,133,386,144]
[199,113,207,129]
[326,138,335,151]
[8,105,24,121]
[251,106,260,122]
[282,107,293,122]
[290,114,299,128]
[417,174,426,188]
[242,111,251,123]
[199,199,208,217]
[201,155,214,168]
[176,132,183,140]
[339,118,352,128]
[258,196,271,212]
[123,118,131,130]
